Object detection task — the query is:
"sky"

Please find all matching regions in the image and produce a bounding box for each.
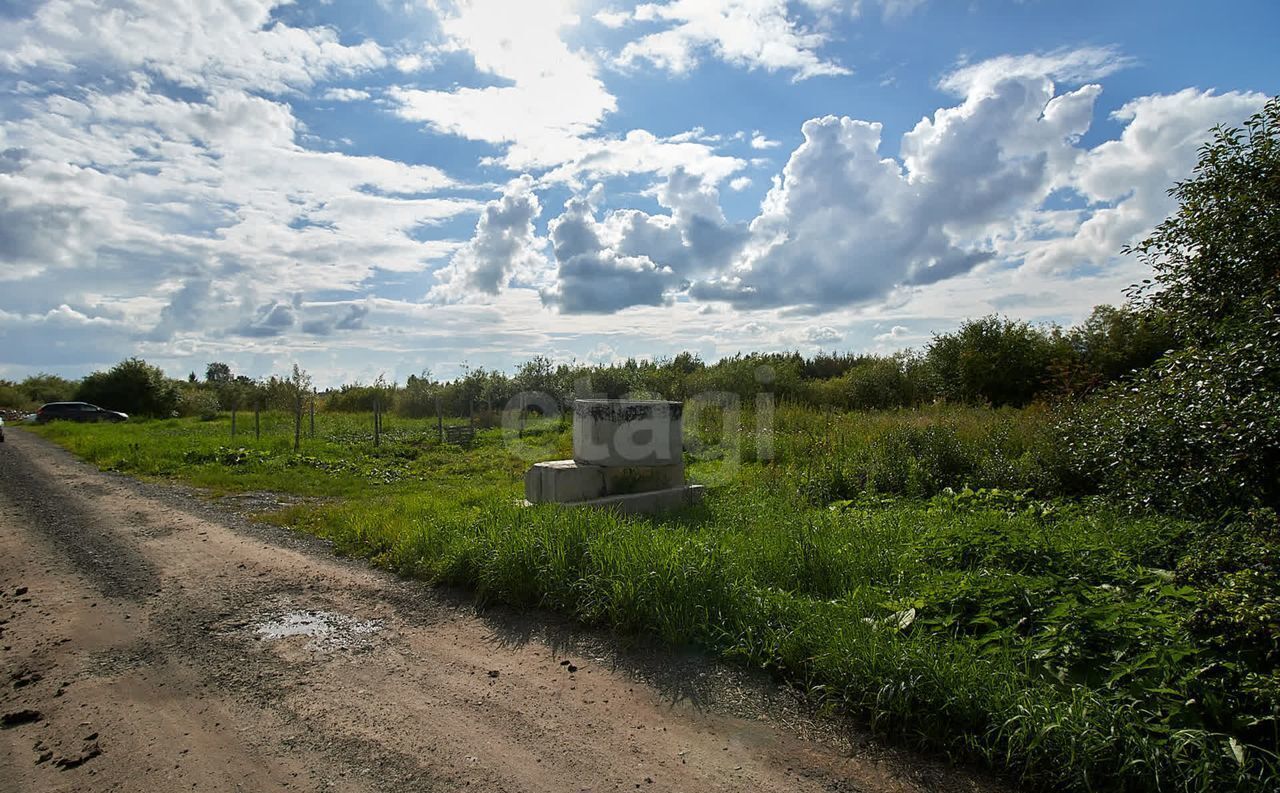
[0,0,1276,386]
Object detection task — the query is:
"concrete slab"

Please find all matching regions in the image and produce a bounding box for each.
[601,463,684,495]
[525,459,686,504]
[524,459,606,503]
[560,484,704,515]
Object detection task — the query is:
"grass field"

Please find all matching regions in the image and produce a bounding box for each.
[28,406,1279,792]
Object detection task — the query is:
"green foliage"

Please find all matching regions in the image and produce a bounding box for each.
[1065,96,1280,518]
[927,316,1067,407]
[0,372,79,408]
[204,361,233,385]
[1130,97,1280,345]
[175,385,221,420]
[0,381,27,409]
[1059,304,1176,391]
[75,357,180,417]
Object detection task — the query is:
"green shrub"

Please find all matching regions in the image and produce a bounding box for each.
[1064,97,1280,518]
[76,358,180,417]
[927,316,1067,407]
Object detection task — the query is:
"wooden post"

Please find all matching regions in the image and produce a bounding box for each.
[254,404,260,440]
[309,389,315,438]
[293,393,302,452]
[231,407,237,437]
[374,398,380,448]
[469,399,475,433]
[436,396,443,444]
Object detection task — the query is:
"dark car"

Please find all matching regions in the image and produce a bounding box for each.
[36,402,129,424]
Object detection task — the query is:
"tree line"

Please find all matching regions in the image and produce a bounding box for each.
[0,301,1174,420]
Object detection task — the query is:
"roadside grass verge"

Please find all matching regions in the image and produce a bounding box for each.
[27,408,1280,792]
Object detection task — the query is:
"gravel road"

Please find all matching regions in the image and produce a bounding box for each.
[0,429,1008,793]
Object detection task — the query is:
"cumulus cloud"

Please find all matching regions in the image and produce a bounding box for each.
[686,58,1110,311]
[873,324,909,342]
[613,0,851,80]
[235,298,298,338]
[750,133,781,149]
[542,169,750,312]
[0,3,476,360]
[530,48,1260,320]
[301,302,371,335]
[430,176,547,302]
[541,191,675,314]
[1022,88,1266,273]
[805,325,842,344]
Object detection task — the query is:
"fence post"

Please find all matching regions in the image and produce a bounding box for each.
[436,396,443,443]
[374,397,381,448]
[309,389,315,438]
[254,404,260,440]
[231,407,237,438]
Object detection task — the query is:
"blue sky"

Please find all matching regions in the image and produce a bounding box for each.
[0,0,1276,386]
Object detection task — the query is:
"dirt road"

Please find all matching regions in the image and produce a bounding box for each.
[0,429,1006,793]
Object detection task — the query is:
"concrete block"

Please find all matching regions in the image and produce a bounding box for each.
[567,484,705,515]
[525,459,606,504]
[601,463,684,495]
[573,400,683,467]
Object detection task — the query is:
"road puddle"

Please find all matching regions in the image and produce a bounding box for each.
[254,610,382,652]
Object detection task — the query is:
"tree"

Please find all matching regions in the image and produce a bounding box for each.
[926,316,1065,407]
[1128,96,1280,345]
[1067,96,1280,516]
[18,373,77,405]
[285,364,312,451]
[76,358,180,417]
[205,362,233,385]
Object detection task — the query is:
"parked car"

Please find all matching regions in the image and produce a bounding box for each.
[36,402,129,423]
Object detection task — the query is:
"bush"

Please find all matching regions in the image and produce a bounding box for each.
[1065,96,1280,518]
[175,386,222,420]
[0,382,29,409]
[15,373,78,406]
[926,316,1066,407]
[76,358,180,417]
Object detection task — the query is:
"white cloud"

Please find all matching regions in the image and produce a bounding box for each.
[805,325,842,344]
[0,81,476,347]
[0,0,387,93]
[542,169,750,312]
[614,0,852,80]
[541,192,677,314]
[1022,88,1266,274]
[594,9,632,28]
[430,176,548,302]
[322,88,372,102]
[939,47,1132,97]
[873,324,908,342]
[750,132,781,149]
[530,129,746,186]
[729,176,753,191]
[389,0,616,168]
